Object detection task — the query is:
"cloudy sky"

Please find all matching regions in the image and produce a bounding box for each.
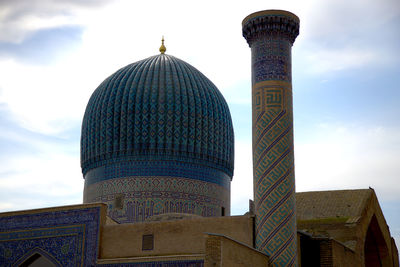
[0,0,399,246]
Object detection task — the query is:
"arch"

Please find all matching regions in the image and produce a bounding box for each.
[364,215,390,267]
[15,247,61,267]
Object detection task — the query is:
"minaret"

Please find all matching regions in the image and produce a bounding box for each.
[242,10,299,266]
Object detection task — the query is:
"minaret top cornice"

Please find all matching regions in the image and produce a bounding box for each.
[242,9,300,46]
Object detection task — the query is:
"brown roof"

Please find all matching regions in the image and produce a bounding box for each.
[296,189,372,223]
[295,189,374,250]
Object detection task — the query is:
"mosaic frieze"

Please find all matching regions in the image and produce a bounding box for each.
[251,37,292,83]
[99,260,204,267]
[84,161,231,188]
[84,176,230,223]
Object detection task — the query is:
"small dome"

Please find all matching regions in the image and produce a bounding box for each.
[81,54,234,179]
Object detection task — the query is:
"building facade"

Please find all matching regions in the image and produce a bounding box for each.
[0,9,398,267]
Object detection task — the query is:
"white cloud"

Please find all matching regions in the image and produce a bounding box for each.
[303,46,378,74]
[4,0,397,134]
[295,123,400,201]
[295,0,400,74]
[231,140,253,215]
[0,145,83,212]
[232,123,400,214]
[0,0,110,43]
[299,0,400,44]
[0,58,95,134]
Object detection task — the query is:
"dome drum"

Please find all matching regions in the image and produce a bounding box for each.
[83,175,230,223]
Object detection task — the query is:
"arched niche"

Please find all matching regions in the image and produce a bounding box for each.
[17,248,60,267]
[364,214,390,267]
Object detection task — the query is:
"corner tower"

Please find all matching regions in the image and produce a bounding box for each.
[242,10,299,265]
[80,46,234,223]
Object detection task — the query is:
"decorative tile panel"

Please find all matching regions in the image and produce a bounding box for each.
[0,205,103,266]
[84,161,231,188]
[84,176,230,223]
[98,260,204,267]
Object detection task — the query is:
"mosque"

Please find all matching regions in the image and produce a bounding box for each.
[0,10,398,267]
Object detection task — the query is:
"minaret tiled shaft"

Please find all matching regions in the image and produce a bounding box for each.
[242,10,299,266]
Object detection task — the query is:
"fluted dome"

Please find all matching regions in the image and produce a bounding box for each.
[81,53,234,179]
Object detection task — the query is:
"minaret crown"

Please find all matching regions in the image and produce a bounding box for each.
[242,10,300,46]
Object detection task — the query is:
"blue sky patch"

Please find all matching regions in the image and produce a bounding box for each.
[0,25,83,64]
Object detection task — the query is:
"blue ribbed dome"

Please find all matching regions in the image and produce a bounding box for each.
[81,54,234,179]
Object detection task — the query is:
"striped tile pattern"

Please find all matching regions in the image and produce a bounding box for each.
[252,82,297,266]
[81,54,234,178]
[243,10,299,266]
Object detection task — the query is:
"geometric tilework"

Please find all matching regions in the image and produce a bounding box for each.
[243,9,299,267]
[81,53,234,179]
[251,82,297,266]
[0,205,103,267]
[251,38,292,84]
[84,160,231,188]
[84,176,230,224]
[98,260,204,267]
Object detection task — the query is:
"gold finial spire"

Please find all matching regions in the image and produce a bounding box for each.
[159,36,166,54]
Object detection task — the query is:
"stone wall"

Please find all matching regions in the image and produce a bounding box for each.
[331,239,360,267]
[100,215,254,259]
[204,234,269,267]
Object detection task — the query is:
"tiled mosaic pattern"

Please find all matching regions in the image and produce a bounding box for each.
[84,161,230,188]
[0,206,102,266]
[99,260,204,267]
[252,82,297,266]
[243,10,299,266]
[81,53,234,178]
[84,176,230,223]
[251,38,292,83]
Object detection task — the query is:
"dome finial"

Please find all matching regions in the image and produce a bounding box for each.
[159,36,166,54]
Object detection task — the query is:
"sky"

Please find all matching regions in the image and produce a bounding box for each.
[0,0,399,247]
